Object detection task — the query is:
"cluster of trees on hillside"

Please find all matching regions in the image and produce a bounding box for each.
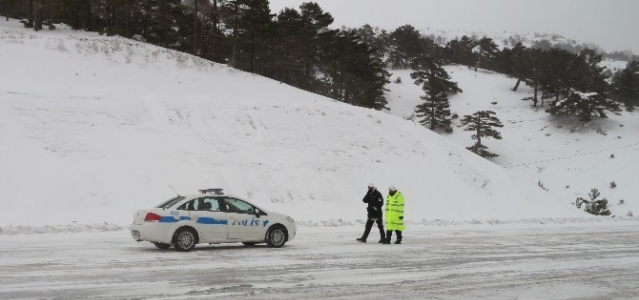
[376,25,639,122]
[1,0,390,110]
[2,1,639,127]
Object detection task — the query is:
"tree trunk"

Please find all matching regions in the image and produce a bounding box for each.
[193,0,199,55]
[229,3,238,67]
[475,46,481,71]
[512,78,521,91]
[475,118,482,153]
[532,80,539,107]
[210,0,218,62]
[33,0,43,31]
[430,88,436,130]
[27,0,34,28]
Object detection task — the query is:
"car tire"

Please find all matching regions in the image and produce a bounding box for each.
[153,242,172,249]
[265,225,287,248]
[173,227,197,251]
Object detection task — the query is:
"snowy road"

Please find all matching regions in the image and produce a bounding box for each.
[1,223,638,299]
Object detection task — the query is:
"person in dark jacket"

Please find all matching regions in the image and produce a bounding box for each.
[356,183,385,243]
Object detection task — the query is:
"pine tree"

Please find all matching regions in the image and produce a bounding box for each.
[225,0,274,73]
[540,48,574,104]
[54,0,83,32]
[317,29,390,110]
[443,35,476,67]
[388,24,423,69]
[570,49,607,94]
[272,7,306,86]
[1,0,19,21]
[547,91,620,122]
[546,48,619,121]
[410,57,462,132]
[194,0,231,63]
[298,2,333,89]
[475,37,498,71]
[609,60,639,111]
[575,188,611,216]
[459,111,503,157]
[510,43,527,91]
[356,24,388,58]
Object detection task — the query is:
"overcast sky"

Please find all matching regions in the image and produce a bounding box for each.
[269,0,639,54]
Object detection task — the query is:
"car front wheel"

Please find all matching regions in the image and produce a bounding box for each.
[173,227,197,251]
[266,225,287,248]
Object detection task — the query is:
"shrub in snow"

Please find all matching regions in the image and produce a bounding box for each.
[618,199,624,205]
[395,77,402,84]
[575,188,611,216]
[596,128,607,136]
[537,181,549,191]
[610,181,617,189]
[627,211,633,217]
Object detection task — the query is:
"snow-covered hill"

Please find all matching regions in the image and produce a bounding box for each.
[0,19,591,228]
[387,67,639,219]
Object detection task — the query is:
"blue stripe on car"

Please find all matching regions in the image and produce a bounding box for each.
[197,217,228,225]
[159,216,178,223]
[180,216,191,221]
[262,220,269,227]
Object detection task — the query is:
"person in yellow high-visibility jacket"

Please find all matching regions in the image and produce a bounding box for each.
[384,185,405,244]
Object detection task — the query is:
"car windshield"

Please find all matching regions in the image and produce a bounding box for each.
[155,196,186,209]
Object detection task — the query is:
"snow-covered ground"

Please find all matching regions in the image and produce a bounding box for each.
[2,222,639,299]
[1,19,600,231]
[2,15,639,300]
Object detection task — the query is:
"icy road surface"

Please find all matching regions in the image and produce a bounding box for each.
[1,223,638,299]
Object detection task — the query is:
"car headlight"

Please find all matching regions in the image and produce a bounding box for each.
[286,216,295,224]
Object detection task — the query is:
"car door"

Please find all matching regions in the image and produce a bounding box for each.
[223,197,267,240]
[185,197,228,242]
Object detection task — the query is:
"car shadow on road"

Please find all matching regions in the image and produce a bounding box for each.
[127,243,292,253]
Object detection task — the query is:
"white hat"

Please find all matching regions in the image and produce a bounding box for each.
[389,185,397,191]
[368,183,375,188]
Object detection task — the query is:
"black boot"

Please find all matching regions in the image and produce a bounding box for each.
[394,231,403,244]
[377,219,385,243]
[383,230,392,244]
[356,237,366,243]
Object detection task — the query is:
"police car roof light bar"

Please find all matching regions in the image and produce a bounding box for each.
[199,188,224,195]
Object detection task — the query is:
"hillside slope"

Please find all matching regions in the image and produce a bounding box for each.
[0,20,584,227]
[387,67,639,218]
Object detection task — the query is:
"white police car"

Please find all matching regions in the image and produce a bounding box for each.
[130,188,296,251]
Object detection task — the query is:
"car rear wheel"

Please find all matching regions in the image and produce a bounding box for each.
[153,242,171,249]
[173,227,197,251]
[266,225,287,248]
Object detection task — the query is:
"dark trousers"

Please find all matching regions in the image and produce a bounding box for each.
[361,218,385,241]
[386,230,402,243]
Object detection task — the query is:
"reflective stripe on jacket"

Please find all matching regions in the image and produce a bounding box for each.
[385,191,405,231]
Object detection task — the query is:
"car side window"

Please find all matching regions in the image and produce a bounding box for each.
[223,198,255,214]
[177,199,197,211]
[176,198,214,211]
[203,197,224,212]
